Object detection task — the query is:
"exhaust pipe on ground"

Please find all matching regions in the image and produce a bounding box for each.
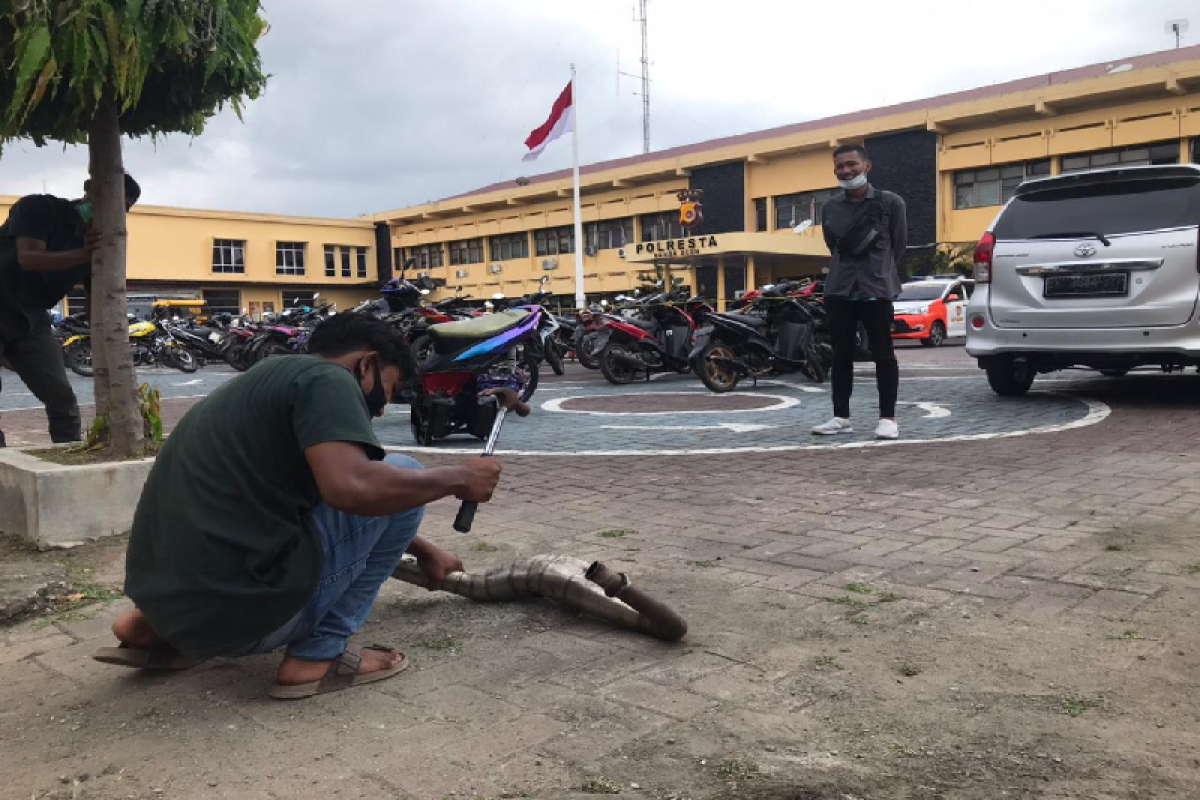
[392,554,688,642]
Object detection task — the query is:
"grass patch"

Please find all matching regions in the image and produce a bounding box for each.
[830,596,872,612]
[581,777,622,794]
[898,662,922,677]
[849,615,869,626]
[689,560,717,569]
[28,440,160,466]
[813,655,841,670]
[1059,694,1104,717]
[1107,629,1160,642]
[1185,563,1200,575]
[35,562,124,628]
[418,634,462,652]
[598,529,635,539]
[711,756,759,779]
[889,743,919,758]
[844,582,874,594]
[470,541,500,553]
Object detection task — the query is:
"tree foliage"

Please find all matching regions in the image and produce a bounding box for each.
[0,0,268,147]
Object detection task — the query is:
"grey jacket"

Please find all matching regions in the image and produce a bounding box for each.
[820,185,907,299]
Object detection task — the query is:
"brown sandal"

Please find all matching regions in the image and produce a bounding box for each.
[92,644,203,671]
[268,643,408,700]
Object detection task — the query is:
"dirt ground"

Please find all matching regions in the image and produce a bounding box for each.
[2,351,1199,799]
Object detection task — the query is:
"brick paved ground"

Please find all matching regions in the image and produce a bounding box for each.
[2,346,1199,799]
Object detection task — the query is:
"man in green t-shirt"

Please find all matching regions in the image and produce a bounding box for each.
[94,312,500,699]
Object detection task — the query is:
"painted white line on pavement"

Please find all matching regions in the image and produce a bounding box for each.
[172,379,203,386]
[1,393,211,413]
[384,392,1109,457]
[601,422,777,433]
[897,401,952,419]
[540,391,800,416]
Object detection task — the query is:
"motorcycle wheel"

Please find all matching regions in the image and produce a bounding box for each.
[67,342,94,378]
[408,335,435,367]
[545,340,565,376]
[577,332,602,370]
[409,405,435,446]
[695,342,740,393]
[225,343,251,371]
[171,348,199,373]
[599,344,641,386]
[519,350,540,402]
[260,342,293,360]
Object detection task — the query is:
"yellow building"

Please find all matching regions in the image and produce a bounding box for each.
[3,45,1199,314]
[0,197,381,319]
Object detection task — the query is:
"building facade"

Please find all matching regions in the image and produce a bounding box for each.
[3,45,1199,315]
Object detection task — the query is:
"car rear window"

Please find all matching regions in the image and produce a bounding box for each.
[993,176,1200,239]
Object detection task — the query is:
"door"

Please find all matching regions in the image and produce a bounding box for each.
[944,283,968,336]
[988,172,1200,329]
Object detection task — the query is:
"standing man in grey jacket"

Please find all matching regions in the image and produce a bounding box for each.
[812,145,907,440]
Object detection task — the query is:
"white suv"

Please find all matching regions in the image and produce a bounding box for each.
[966,164,1200,395]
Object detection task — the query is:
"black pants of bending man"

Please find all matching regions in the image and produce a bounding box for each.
[0,327,82,447]
[825,296,899,420]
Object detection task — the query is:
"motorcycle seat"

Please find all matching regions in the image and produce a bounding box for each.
[428,309,530,340]
[713,312,768,328]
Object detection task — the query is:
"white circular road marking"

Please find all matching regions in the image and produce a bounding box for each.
[539,391,801,416]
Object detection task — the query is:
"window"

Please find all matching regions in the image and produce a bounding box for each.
[448,238,484,265]
[639,211,684,242]
[203,289,241,317]
[1192,138,1199,164]
[993,176,1200,240]
[535,226,575,256]
[283,291,317,309]
[584,218,634,251]
[276,242,306,275]
[404,244,444,270]
[774,188,838,229]
[324,244,336,277]
[1060,142,1178,174]
[65,293,87,316]
[356,247,368,279]
[212,239,246,274]
[754,198,768,232]
[489,232,529,261]
[340,247,351,278]
[953,160,1050,209]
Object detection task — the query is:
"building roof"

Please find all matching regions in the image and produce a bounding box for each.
[375,43,1200,221]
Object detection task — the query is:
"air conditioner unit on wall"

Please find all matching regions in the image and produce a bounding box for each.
[617,248,626,259]
[541,258,558,270]
[455,269,469,279]
[489,263,503,274]
[584,246,597,257]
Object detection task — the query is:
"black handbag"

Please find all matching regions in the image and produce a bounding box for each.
[835,194,885,257]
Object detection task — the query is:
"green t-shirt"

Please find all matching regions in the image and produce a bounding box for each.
[125,356,384,658]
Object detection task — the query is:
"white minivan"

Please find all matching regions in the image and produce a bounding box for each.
[966,164,1200,395]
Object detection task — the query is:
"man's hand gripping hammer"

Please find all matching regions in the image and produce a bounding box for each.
[453,387,531,533]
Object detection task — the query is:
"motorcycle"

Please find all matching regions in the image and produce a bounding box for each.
[689,280,832,393]
[401,305,553,446]
[490,276,564,375]
[593,287,708,385]
[64,317,197,377]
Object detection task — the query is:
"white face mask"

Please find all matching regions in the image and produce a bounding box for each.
[838,174,868,191]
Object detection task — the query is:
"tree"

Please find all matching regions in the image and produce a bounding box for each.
[0,1,267,458]
[905,243,975,280]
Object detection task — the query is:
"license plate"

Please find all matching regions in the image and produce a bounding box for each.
[1044,272,1128,298]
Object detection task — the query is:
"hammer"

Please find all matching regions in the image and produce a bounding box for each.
[453,387,531,533]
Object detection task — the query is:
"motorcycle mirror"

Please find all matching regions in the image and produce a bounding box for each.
[313,292,321,300]
[793,220,814,234]
[540,275,549,285]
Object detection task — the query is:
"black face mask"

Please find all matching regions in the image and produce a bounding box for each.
[354,358,388,418]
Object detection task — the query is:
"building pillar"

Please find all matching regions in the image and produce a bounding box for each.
[716,257,727,312]
[746,255,757,293]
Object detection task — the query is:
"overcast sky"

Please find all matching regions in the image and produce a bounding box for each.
[0,0,1195,218]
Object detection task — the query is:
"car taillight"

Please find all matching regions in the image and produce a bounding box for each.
[974,232,995,283]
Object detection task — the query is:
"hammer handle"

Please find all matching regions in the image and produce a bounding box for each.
[453,406,509,533]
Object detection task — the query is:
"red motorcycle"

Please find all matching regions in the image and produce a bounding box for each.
[593,288,711,385]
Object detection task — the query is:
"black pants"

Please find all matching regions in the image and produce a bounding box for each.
[825,297,898,419]
[0,326,82,444]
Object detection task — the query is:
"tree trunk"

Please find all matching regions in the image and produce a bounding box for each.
[87,99,142,458]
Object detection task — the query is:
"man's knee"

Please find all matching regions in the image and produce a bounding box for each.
[384,453,424,471]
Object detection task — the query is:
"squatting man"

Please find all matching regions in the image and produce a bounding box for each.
[94,312,500,699]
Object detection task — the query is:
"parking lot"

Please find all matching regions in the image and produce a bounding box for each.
[3,343,1200,799]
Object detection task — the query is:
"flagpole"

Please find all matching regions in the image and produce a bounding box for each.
[570,64,586,311]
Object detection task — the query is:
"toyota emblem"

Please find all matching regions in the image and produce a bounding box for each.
[1074,243,1098,258]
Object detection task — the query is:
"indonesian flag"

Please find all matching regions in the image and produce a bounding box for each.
[523,81,574,162]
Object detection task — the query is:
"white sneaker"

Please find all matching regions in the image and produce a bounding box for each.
[875,419,899,440]
[812,417,854,435]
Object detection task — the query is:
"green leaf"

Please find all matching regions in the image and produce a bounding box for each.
[7,23,51,123]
